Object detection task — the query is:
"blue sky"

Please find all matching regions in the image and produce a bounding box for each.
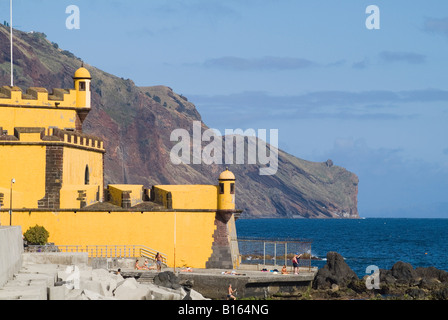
[1,0,448,217]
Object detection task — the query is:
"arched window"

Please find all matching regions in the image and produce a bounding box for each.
[79,81,86,91]
[85,165,90,185]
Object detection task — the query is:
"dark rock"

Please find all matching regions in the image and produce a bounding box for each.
[182,287,192,300]
[391,261,418,285]
[347,279,367,294]
[418,278,441,291]
[433,287,448,300]
[415,266,448,283]
[405,288,426,299]
[153,271,181,290]
[313,252,359,290]
[379,269,396,285]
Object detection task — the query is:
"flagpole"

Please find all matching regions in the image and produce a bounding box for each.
[10,0,13,87]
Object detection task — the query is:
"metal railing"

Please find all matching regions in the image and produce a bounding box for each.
[28,244,168,266]
[236,237,314,271]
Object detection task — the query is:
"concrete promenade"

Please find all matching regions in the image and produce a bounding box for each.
[121,265,318,299]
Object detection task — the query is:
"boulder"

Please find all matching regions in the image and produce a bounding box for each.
[415,266,448,283]
[154,271,181,290]
[391,261,419,285]
[418,278,441,291]
[433,287,448,300]
[313,252,359,290]
[379,269,396,285]
[405,288,426,300]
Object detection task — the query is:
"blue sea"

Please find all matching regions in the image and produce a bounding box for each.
[235,218,448,278]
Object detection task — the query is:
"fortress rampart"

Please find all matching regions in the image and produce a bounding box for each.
[0,127,104,152]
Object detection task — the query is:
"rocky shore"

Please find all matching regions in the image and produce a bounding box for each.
[287,251,448,300]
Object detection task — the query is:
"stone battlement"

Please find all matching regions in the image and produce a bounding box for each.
[0,85,83,109]
[0,126,104,151]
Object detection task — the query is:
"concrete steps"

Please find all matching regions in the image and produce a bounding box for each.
[120,271,157,284]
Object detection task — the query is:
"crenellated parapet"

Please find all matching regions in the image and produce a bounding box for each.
[0,126,105,152]
[0,86,81,109]
[0,67,92,133]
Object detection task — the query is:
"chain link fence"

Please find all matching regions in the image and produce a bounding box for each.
[236,237,314,271]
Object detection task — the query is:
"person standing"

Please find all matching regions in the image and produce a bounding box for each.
[227,284,236,300]
[292,253,303,274]
[155,252,163,272]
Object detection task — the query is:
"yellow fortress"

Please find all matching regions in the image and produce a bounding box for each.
[0,66,242,269]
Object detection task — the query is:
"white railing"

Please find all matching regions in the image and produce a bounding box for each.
[55,244,167,265]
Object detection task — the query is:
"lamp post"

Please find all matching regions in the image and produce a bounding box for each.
[10,178,15,226]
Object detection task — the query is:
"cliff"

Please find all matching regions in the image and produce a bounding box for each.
[0,25,359,218]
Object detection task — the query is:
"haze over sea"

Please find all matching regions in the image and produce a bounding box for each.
[236,218,448,278]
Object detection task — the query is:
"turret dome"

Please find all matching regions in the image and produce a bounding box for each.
[219,168,235,181]
[74,67,92,80]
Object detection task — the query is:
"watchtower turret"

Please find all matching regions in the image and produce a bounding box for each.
[218,168,236,211]
[73,66,92,109]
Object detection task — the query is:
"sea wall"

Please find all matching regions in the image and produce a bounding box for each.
[0,226,24,287]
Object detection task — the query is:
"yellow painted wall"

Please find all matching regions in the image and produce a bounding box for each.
[0,210,217,269]
[0,145,46,208]
[155,185,219,210]
[0,105,79,134]
[108,185,144,207]
[61,147,103,209]
[60,185,100,209]
[0,87,78,108]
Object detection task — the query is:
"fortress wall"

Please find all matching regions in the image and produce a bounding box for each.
[0,226,24,288]
[0,211,217,269]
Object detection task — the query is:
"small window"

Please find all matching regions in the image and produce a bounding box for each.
[79,81,86,91]
[230,183,235,194]
[219,183,224,194]
[84,165,90,185]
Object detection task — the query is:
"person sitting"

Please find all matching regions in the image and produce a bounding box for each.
[143,259,150,270]
[281,265,288,274]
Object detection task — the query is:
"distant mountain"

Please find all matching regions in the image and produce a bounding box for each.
[0,25,359,218]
